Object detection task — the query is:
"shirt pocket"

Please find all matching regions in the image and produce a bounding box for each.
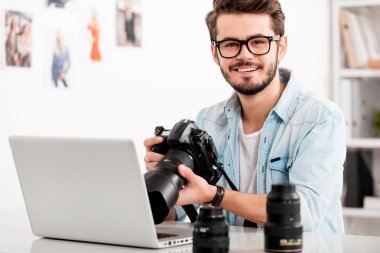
[269,156,289,183]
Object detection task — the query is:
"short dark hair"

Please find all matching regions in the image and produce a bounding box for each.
[205,0,285,40]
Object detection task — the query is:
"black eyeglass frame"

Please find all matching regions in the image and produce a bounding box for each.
[212,35,281,59]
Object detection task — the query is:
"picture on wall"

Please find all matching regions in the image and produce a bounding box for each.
[0,10,3,69]
[4,10,32,68]
[116,0,142,47]
[51,31,71,88]
[87,8,102,62]
[43,10,78,89]
[46,0,77,9]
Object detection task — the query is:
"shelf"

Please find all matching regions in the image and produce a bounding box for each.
[343,207,380,218]
[339,0,380,8]
[339,69,380,78]
[347,138,380,149]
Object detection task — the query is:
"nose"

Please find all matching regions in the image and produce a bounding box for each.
[236,43,254,60]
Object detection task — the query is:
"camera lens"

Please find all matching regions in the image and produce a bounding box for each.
[193,206,229,253]
[145,149,194,224]
[264,183,303,253]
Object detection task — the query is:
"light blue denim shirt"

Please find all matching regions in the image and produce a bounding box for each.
[177,68,346,233]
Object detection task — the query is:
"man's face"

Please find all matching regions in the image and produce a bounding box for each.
[212,13,287,96]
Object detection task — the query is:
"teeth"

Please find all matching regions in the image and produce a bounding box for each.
[238,68,256,72]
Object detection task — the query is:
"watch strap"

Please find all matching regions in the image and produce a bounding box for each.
[210,185,225,207]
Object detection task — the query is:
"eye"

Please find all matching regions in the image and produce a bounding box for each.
[254,40,264,45]
[221,40,239,48]
[249,38,268,47]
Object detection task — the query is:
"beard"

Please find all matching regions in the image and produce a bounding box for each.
[220,57,278,96]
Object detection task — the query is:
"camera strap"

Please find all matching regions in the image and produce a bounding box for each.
[218,164,238,191]
[182,204,199,223]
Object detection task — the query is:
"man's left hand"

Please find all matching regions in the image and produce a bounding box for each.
[175,164,217,206]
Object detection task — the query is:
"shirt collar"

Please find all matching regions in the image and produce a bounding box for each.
[224,92,240,120]
[272,68,301,123]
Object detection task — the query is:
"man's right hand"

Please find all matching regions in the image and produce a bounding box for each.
[143,136,165,171]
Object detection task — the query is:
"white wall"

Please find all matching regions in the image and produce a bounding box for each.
[0,0,330,209]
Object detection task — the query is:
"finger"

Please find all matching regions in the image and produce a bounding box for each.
[144,136,163,151]
[146,162,159,171]
[144,152,165,171]
[144,152,165,163]
[178,164,195,181]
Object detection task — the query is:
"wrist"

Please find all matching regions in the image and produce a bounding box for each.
[206,185,217,203]
[204,185,225,207]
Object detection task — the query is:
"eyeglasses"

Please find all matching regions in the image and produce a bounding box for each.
[212,35,281,59]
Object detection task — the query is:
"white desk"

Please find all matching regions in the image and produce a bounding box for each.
[1,208,380,253]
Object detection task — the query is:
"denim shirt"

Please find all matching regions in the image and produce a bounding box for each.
[177,68,346,233]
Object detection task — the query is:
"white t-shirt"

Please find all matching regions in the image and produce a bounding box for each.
[235,119,261,226]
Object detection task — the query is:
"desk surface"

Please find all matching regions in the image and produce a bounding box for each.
[1,208,380,253]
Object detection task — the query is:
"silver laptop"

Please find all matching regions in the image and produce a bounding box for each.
[9,135,193,248]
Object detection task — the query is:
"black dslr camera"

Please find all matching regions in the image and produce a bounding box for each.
[144,119,225,224]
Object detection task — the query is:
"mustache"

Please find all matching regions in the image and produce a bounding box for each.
[229,61,262,71]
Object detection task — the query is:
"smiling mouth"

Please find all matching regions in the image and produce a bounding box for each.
[236,67,258,72]
[230,61,262,73]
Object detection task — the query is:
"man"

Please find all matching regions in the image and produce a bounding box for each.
[144,0,346,233]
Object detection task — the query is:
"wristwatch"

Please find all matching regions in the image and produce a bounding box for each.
[205,185,225,207]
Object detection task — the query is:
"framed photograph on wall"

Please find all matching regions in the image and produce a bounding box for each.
[74,0,104,64]
[86,8,102,62]
[116,0,142,47]
[43,10,78,89]
[46,0,78,9]
[4,10,32,68]
[0,10,3,69]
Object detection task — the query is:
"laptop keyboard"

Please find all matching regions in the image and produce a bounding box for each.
[157,233,177,239]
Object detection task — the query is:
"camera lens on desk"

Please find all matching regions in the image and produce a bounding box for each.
[193,206,229,253]
[264,183,303,253]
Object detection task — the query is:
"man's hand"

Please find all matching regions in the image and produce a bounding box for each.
[176,165,267,224]
[143,136,165,171]
[176,165,217,206]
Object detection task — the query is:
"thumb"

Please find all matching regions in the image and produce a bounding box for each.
[178,164,195,180]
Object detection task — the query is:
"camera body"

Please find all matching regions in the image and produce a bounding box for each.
[152,119,222,185]
[145,119,223,224]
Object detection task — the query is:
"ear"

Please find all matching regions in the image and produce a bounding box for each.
[211,43,220,65]
[277,35,287,62]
